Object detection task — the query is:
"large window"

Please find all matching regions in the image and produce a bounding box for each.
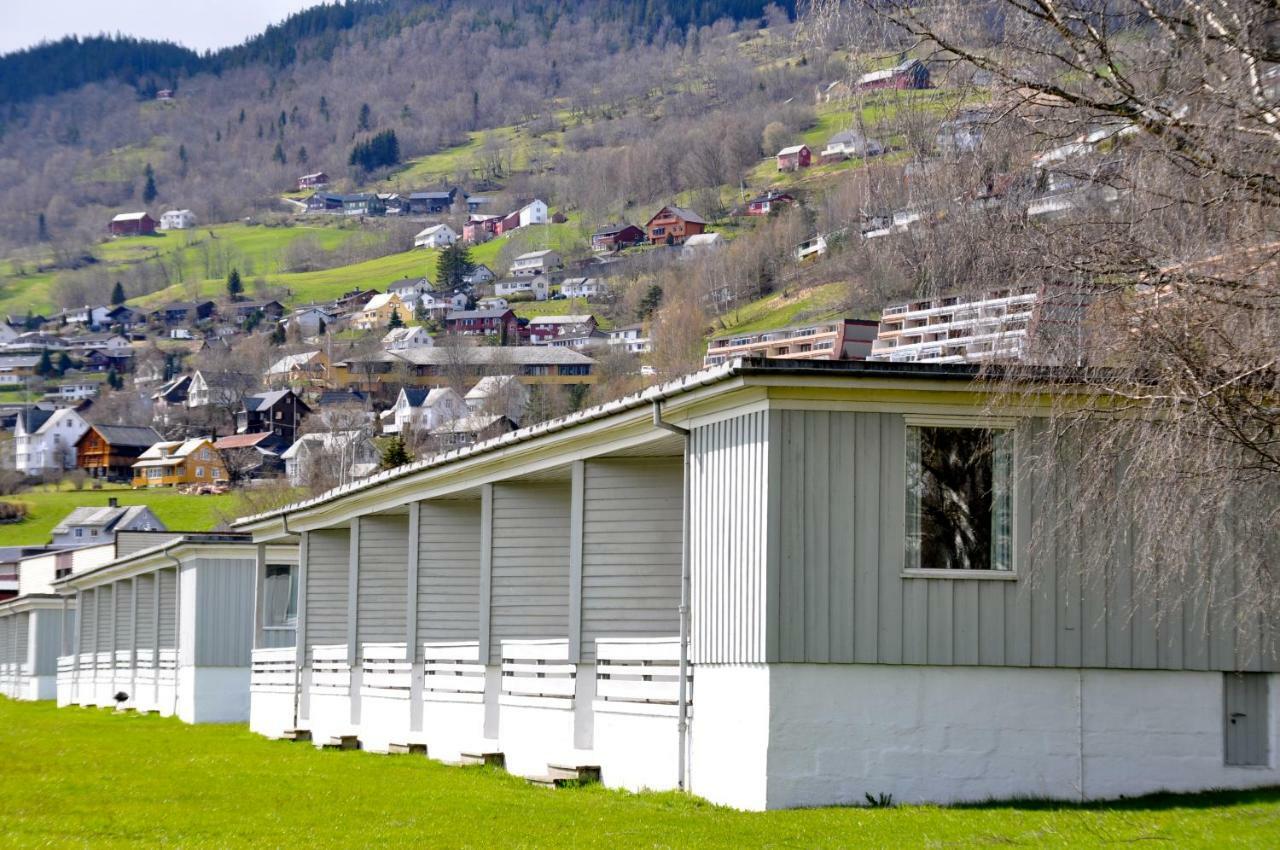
[906,424,1013,571]
[263,564,298,629]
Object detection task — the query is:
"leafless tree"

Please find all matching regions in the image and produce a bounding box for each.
[806,0,1280,642]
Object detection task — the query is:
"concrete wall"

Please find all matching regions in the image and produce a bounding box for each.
[756,663,1280,810]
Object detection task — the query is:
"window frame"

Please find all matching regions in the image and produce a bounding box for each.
[262,563,299,630]
[901,414,1018,580]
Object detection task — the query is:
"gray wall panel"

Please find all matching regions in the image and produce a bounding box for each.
[357,514,409,647]
[305,527,350,657]
[193,559,255,667]
[417,500,482,644]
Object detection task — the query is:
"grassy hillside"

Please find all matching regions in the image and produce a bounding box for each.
[0,484,241,546]
[3,700,1276,847]
[711,281,854,336]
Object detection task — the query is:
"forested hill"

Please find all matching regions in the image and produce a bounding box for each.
[0,0,797,107]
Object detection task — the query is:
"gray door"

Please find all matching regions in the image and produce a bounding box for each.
[1225,673,1270,766]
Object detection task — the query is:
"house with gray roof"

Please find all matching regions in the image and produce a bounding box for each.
[49,499,166,547]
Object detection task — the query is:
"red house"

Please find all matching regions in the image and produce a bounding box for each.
[464,215,502,244]
[297,171,329,190]
[108,212,157,236]
[591,223,646,252]
[445,308,519,342]
[776,145,812,172]
[644,205,707,245]
[854,58,931,93]
[747,191,796,216]
[495,211,522,236]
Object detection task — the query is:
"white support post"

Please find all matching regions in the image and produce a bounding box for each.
[293,531,309,728]
[568,460,585,663]
[253,543,266,651]
[405,504,420,660]
[129,577,138,699]
[478,485,493,665]
[151,572,160,707]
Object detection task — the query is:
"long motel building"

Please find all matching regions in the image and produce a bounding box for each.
[223,357,1280,810]
[36,534,297,723]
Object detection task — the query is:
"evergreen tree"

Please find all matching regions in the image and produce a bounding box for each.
[36,212,48,242]
[244,309,263,332]
[55,352,73,375]
[273,142,287,164]
[388,307,404,329]
[348,129,400,172]
[379,435,411,470]
[269,323,287,345]
[36,349,54,377]
[110,281,126,305]
[358,102,372,131]
[106,367,123,390]
[226,268,244,300]
[319,95,329,122]
[436,242,475,289]
[178,143,188,176]
[297,146,308,165]
[414,299,429,324]
[638,284,664,319]
[142,163,157,203]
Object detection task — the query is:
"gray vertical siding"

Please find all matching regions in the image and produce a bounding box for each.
[96,584,114,651]
[114,532,182,556]
[306,527,350,655]
[14,612,29,665]
[357,514,409,647]
[488,482,571,662]
[34,610,63,675]
[114,579,133,651]
[768,409,1273,672]
[417,499,482,644]
[691,410,771,664]
[158,569,177,649]
[580,458,683,660]
[78,589,95,654]
[135,574,156,650]
[193,559,255,666]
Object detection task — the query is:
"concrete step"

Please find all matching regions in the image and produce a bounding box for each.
[280,729,312,743]
[459,750,505,769]
[525,775,560,788]
[547,763,601,784]
[388,742,428,756]
[321,734,360,751]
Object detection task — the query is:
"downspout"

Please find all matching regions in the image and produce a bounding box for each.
[164,548,183,717]
[652,401,691,792]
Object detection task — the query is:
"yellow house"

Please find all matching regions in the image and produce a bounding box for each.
[352,293,407,331]
[131,438,227,488]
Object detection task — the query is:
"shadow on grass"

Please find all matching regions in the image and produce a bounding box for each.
[951,786,1280,813]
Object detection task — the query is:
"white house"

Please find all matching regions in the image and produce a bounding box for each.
[606,324,651,354]
[476,296,509,311]
[560,277,608,300]
[463,265,496,286]
[292,306,337,337]
[518,199,550,228]
[464,374,529,425]
[231,358,1280,811]
[382,327,433,351]
[0,321,18,344]
[509,250,562,277]
[187,369,244,408]
[51,534,298,722]
[420,291,469,314]
[387,278,433,300]
[14,407,90,476]
[414,224,459,249]
[49,500,167,547]
[820,131,884,160]
[386,386,469,435]
[280,432,379,487]
[494,277,550,301]
[159,209,196,230]
[0,355,39,385]
[681,232,724,258]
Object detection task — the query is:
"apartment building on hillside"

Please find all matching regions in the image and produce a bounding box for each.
[868,286,1089,364]
[703,319,878,368]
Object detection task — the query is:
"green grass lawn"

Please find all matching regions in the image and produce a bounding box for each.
[0,484,241,547]
[1,700,1277,848]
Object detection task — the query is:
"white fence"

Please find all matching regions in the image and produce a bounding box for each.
[361,643,411,694]
[422,641,485,699]
[251,647,297,693]
[596,637,690,706]
[501,638,575,701]
[311,645,350,692]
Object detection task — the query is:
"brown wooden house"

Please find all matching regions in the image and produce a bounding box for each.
[75,424,164,482]
[644,205,707,245]
[108,212,157,236]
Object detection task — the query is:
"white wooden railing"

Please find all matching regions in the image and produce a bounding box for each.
[361,643,410,693]
[95,651,113,676]
[311,644,350,692]
[114,649,133,670]
[501,639,574,701]
[596,637,691,706]
[156,648,177,680]
[422,641,485,699]
[135,649,155,670]
[251,647,296,692]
